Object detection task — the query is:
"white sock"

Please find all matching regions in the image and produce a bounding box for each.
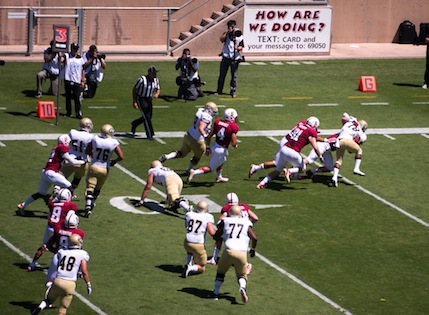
[165,152,177,160]
[354,159,362,171]
[179,200,192,212]
[332,167,340,180]
[289,167,300,174]
[238,277,247,289]
[193,168,204,175]
[186,254,193,265]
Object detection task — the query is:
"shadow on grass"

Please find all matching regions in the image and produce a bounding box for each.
[156,264,184,275]
[178,287,239,304]
[393,83,422,88]
[10,301,43,313]
[16,209,49,219]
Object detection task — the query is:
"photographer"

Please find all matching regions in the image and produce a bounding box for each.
[215,20,244,98]
[35,40,62,98]
[83,45,106,98]
[176,48,204,100]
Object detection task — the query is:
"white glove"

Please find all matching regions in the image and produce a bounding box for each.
[87,282,92,295]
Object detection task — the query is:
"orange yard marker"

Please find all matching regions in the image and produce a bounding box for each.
[37,101,56,119]
[358,76,377,92]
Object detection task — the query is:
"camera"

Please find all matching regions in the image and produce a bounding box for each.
[228,29,242,40]
[97,53,106,59]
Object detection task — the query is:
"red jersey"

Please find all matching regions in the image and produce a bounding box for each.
[44,144,69,172]
[221,203,251,219]
[284,120,318,152]
[213,119,239,148]
[49,224,85,252]
[47,200,78,228]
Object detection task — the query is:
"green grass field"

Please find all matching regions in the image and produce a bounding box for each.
[1,58,429,315]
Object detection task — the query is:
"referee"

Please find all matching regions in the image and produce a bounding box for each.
[130,66,160,140]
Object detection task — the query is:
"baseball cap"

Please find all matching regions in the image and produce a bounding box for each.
[71,43,79,50]
[148,66,158,74]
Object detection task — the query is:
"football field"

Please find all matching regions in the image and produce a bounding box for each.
[0,58,428,314]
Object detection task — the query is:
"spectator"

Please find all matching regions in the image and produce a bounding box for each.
[209,205,257,302]
[176,48,204,100]
[159,102,218,174]
[423,34,429,89]
[134,160,193,213]
[17,134,85,215]
[35,40,62,98]
[64,43,86,119]
[31,234,91,315]
[84,124,124,217]
[182,200,216,278]
[130,66,160,140]
[215,20,244,98]
[187,108,239,183]
[82,45,106,98]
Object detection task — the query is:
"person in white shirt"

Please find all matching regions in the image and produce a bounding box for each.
[35,40,62,98]
[182,200,216,278]
[209,205,257,303]
[84,124,124,217]
[31,234,91,315]
[159,102,218,173]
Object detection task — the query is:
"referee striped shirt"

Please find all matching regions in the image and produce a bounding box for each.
[134,76,160,98]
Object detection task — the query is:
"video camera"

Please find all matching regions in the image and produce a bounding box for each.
[97,53,106,60]
[228,29,242,41]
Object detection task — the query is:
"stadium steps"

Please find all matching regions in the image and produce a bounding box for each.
[169,0,244,49]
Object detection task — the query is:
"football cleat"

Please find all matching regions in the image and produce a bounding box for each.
[85,210,92,218]
[248,164,257,178]
[215,176,229,183]
[27,261,36,272]
[187,169,195,183]
[353,170,365,176]
[331,178,338,188]
[207,258,217,265]
[207,292,219,300]
[256,183,266,189]
[181,265,190,278]
[306,169,314,180]
[239,287,249,303]
[283,169,291,183]
[17,202,25,215]
[158,154,167,163]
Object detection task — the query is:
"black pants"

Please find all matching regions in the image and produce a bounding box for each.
[132,97,154,138]
[216,57,239,94]
[64,81,83,118]
[84,78,98,98]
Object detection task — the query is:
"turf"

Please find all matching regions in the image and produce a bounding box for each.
[0,58,428,315]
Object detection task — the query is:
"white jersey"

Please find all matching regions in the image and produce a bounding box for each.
[221,216,253,252]
[83,52,103,82]
[68,129,94,160]
[188,108,213,141]
[185,211,214,244]
[148,165,175,187]
[47,248,90,282]
[64,53,85,83]
[90,135,119,168]
[338,121,367,143]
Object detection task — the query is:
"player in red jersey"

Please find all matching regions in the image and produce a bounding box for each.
[27,188,77,271]
[46,211,85,254]
[187,108,239,183]
[251,117,325,189]
[17,134,85,215]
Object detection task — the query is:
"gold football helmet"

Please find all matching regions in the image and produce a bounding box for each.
[150,160,162,168]
[69,233,83,249]
[79,117,93,132]
[196,200,209,213]
[359,120,368,132]
[228,205,242,217]
[204,102,218,117]
[100,124,115,138]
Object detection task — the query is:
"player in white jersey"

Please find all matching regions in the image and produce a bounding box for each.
[60,117,94,194]
[84,124,124,217]
[331,119,368,187]
[31,234,91,315]
[135,160,193,213]
[159,102,218,173]
[210,205,257,303]
[182,200,216,278]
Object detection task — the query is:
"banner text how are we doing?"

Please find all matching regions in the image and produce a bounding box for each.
[243,7,332,53]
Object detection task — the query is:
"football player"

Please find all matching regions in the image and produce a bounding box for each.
[46,211,85,253]
[182,200,216,278]
[159,102,218,173]
[135,160,193,213]
[60,117,94,195]
[28,188,77,271]
[252,117,325,189]
[17,134,85,215]
[209,205,257,303]
[84,124,124,217]
[31,234,91,315]
[187,108,239,183]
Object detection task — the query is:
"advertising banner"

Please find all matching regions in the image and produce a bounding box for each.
[243,7,332,53]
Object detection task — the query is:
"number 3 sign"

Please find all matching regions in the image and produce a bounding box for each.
[52,24,70,53]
